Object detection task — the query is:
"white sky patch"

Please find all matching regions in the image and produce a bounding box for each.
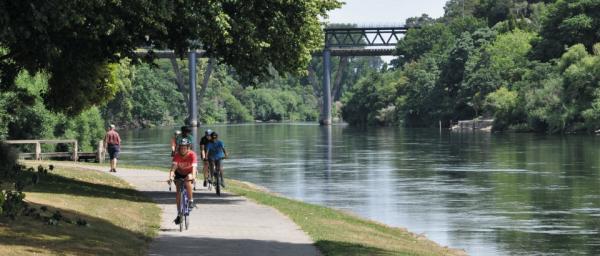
[326,0,447,26]
[325,0,447,63]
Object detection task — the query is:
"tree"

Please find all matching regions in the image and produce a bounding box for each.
[474,0,524,26]
[532,0,600,61]
[485,86,520,130]
[405,14,436,27]
[0,0,342,114]
[341,71,403,125]
[443,0,481,21]
[393,23,454,68]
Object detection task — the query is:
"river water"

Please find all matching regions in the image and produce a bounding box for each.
[117,123,600,256]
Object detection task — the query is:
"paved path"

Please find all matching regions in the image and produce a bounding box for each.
[60,164,320,256]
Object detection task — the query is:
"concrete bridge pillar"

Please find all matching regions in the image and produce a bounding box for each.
[188,51,198,128]
[188,51,199,154]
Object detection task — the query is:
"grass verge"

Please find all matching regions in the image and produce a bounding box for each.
[0,165,161,256]
[21,161,465,256]
[227,180,466,256]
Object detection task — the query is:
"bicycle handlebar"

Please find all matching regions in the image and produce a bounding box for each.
[168,177,196,191]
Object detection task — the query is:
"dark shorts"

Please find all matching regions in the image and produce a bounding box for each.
[107,144,120,160]
[174,171,189,180]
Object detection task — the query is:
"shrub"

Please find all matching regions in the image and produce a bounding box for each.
[0,142,39,219]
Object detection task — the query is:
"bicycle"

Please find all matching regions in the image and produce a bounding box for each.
[169,177,192,231]
[208,160,223,196]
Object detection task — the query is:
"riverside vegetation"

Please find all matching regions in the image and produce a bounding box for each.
[342,0,600,133]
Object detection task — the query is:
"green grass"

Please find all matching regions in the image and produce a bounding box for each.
[0,165,161,256]
[227,180,466,256]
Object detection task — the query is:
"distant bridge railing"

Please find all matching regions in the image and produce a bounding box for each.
[324,26,409,48]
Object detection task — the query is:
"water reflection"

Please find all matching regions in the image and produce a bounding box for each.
[118,124,600,256]
[322,125,332,177]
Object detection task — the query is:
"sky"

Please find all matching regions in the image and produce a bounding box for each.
[326,0,447,25]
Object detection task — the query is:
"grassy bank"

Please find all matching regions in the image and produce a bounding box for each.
[227,180,465,256]
[19,161,464,255]
[0,165,161,256]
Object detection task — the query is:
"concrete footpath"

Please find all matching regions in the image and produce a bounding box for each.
[65,164,321,256]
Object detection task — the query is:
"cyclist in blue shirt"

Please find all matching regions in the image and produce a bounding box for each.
[207,132,227,187]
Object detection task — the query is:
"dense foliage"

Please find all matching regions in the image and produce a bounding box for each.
[0,142,48,219]
[341,0,600,133]
[0,0,341,115]
[99,52,382,127]
[0,71,104,150]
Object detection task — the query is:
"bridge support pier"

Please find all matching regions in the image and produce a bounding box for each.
[320,48,332,126]
[188,51,198,128]
[188,51,200,153]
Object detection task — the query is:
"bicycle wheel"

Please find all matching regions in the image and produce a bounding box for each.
[214,170,221,196]
[179,181,186,232]
[185,215,189,230]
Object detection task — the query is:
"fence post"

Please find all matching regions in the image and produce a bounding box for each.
[35,142,41,160]
[72,140,78,161]
[97,140,104,163]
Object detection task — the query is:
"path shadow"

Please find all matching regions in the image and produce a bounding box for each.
[26,169,246,206]
[148,235,318,256]
[147,235,394,256]
[315,240,393,256]
[143,191,245,205]
[24,172,154,203]
[0,202,152,255]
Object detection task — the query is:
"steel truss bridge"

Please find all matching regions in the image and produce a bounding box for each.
[319,26,409,124]
[137,26,411,126]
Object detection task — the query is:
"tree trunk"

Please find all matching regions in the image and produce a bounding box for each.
[307,63,321,98]
[169,55,186,94]
[332,57,348,101]
[198,58,215,108]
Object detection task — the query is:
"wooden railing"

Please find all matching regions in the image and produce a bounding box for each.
[4,140,106,163]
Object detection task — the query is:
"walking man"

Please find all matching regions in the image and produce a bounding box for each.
[104,124,121,172]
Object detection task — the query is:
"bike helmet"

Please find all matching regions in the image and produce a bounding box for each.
[179,138,192,146]
[205,129,213,135]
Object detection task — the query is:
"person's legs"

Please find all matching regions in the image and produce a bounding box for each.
[208,160,215,182]
[186,174,194,201]
[173,180,182,224]
[202,160,209,185]
[110,158,117,171]
[107,145,119,172]
[112,146,119,171]
[216,159,224,187]
[175,181,181,212]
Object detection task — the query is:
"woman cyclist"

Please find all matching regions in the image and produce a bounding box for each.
[168,138,197,224]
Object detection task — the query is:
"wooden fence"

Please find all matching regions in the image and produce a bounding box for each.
[4,140,106,163]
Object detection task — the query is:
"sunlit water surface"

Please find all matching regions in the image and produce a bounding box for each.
[117,123,600,256]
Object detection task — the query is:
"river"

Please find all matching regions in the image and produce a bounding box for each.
[117,123,600,256]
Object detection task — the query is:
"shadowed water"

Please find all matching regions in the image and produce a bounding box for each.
[117,123,600,256]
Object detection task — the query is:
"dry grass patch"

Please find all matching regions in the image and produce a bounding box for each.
[0,166,160,256]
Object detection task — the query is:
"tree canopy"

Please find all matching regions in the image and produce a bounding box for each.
[0,0,341,114]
